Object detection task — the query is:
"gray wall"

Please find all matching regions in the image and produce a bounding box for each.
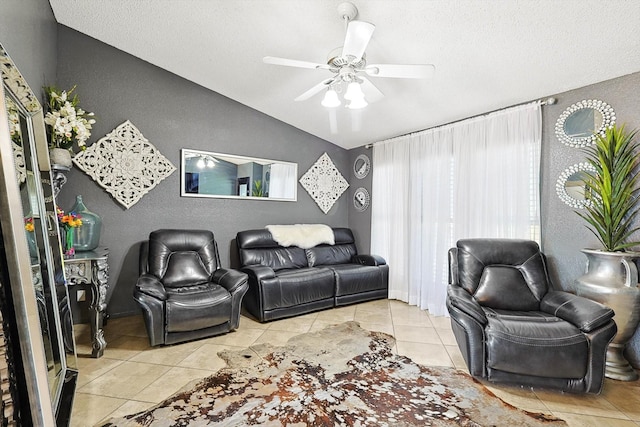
[0,0,57,104]
[5,3,639,362]
[347,71,640,366]
[347,71,640,289]
[54,26,351,317]
[348,146,373,253]
[540,72,640,287]
[540,71,640,367]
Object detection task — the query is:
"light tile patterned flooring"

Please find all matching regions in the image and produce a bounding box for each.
[71,299,640,426]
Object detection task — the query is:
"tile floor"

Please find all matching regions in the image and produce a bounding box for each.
[70,299,640,426]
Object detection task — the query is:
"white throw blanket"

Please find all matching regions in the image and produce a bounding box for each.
[266,224,335,249]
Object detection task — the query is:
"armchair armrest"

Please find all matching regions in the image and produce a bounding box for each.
[241,265,276,282]
[541,291,614,333]
[447,285,487,326]
[352,254,387,266]
[135,274,167,301]
[212,268,248,294]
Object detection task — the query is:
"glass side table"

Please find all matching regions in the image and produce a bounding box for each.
[63,247,109,358]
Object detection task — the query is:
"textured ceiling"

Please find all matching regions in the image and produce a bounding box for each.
[49,0,640,150]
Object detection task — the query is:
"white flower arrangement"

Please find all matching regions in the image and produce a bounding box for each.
[44,85,96,152]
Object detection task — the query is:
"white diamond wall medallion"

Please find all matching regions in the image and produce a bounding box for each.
[72,120,176,209]
[299,152,349,214]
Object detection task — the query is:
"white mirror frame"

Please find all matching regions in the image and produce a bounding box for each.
[556,162,597,209]
[555,99,615,148]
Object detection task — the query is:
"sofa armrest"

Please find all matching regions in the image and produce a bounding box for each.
[212,268,248,294]
[447,285,487,326]
[541,291,614,333]
[135,274,167,300]
[241,265,276,282]
[352,254,386,266]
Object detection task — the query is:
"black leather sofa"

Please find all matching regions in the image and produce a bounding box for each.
[236,227,389,322]
[447,238,617,394]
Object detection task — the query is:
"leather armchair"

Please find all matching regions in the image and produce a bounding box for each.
[447,238,617,394]
[134,229,248,346]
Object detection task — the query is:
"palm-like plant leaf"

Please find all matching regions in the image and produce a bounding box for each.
[579,124,640,252]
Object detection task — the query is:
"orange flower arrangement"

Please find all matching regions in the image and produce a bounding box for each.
[57,206,82,255]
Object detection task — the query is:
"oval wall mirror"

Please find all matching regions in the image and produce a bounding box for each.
[353,154,370,179]
[556,162,597,209]
[555,99,615,147]
[353,187,370,211]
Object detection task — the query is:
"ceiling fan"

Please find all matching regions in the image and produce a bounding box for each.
[263,2,435,110]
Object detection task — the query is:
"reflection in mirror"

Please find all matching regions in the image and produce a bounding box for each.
[353,154,370,179]
[555,99,615,147]
[181,149,298,201]
[563,108,603,138]
[556,162,597,209]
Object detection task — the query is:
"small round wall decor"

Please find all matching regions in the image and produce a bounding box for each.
[353,187,370,211]
[353,154,371,179]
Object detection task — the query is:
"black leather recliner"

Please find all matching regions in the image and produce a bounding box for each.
[134,229,248,346]
[447,238,617,394]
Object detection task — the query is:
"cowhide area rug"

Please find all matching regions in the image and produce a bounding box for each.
[102,321,566,426]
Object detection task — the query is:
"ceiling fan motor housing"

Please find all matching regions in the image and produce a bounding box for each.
[327,47,366,71]
[337,2,359,22]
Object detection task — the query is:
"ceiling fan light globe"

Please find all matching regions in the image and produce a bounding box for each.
[321,89,341,108]
[344,82,365,101]
[347,97,368,110]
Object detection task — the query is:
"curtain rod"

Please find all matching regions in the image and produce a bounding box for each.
[364,97,557,149]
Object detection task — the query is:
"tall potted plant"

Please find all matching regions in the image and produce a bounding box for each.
[574,123,640,381]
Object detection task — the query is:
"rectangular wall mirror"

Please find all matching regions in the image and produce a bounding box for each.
[181,149,298,201]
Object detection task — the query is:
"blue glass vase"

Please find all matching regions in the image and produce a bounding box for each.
[71,195,102,251]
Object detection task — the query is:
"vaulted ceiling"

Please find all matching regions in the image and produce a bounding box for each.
[48,0,640,150]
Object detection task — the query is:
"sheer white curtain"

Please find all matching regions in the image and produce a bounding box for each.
[371,102,541,316]
[268,163,296,199]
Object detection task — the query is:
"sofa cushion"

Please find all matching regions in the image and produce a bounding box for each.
[260,268,335,310]
[475,265,541,311]
[485,311,588,379]
[242,247,308,271]
[306,244,356,267]
[456,239,550,301]
[329,264,386,296]
[162,251,211,288]
[165,283,231,332]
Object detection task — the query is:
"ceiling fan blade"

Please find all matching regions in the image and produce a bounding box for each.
[263,56,331,70]
[294,78,336,101]
[359,76,384,103]
[365,63,435,79]
[341,20,375,61]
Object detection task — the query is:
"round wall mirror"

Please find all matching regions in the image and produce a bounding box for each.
[555,99,615,147]
[353,154,370,179]
[556,162,597,209]
[353,187,370,211]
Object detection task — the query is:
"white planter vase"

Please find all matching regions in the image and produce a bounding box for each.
[574,249,640,381]
[49,147,73,168]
